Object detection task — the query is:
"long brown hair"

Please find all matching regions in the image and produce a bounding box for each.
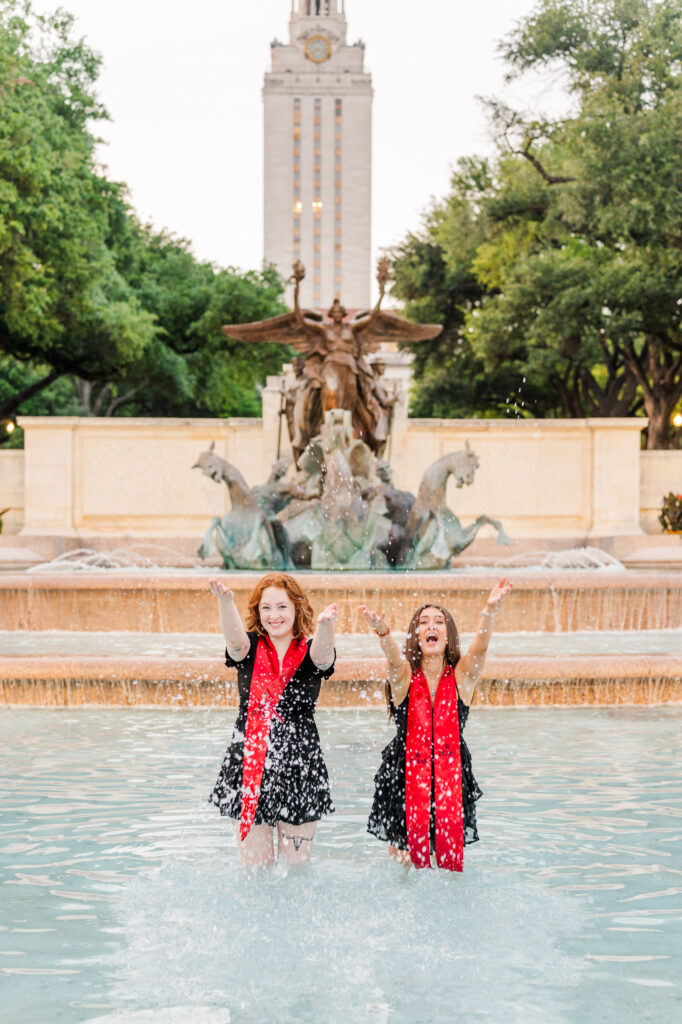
[246,572,314,639]
[385,604,460,715]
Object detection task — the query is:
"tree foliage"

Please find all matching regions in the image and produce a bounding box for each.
[0,1,288,441]
[395,0,682,447]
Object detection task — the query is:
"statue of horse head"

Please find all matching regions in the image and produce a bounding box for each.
[447,440,480,489]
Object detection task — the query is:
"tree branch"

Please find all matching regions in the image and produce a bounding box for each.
[0,369,62,419]
[105,383,146,416]
[516,142,577,185]
[92,383,112,416]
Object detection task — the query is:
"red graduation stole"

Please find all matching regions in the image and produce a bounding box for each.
[405,665,464,871]
[240,634,308,840]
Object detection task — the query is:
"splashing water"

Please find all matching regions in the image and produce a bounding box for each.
[1,708,681,1024]
[26,545,206,573]
[463,546,626,571]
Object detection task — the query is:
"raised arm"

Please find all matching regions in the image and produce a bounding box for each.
[310,603,337,671]
[292,260,306,327]
[354,258,390,332]
[455,577,513,705]
[360,605,411,704]
[208,579,250,662]
[291,260,325,338]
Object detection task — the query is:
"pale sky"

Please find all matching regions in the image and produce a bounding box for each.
[31,0,560,280]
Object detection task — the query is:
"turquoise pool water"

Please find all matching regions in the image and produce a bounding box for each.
[1,708,680,1023]
[2,628,682,657]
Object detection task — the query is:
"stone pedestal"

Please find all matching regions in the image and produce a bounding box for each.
[588,419,645,537]
[21,421,77,536]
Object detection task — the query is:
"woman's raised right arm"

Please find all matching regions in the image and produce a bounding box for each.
[360,605,411,704]
[208,580,250,662]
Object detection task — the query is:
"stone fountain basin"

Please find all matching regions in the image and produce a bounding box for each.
[0,653,679,706]
[2,570,680,706]
[1,628,681,708]
[1,570,680,633]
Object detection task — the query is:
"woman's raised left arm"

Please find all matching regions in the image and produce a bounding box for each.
[310,603,337,671]
[456,577,513,705]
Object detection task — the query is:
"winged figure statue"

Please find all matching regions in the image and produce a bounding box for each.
[222,259,443,457]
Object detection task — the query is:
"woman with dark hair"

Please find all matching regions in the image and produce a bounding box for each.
[361,579,512,870]
[208,573,337,867]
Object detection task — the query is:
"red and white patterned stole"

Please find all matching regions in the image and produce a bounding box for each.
[240,634,308,840]
[405,665,464,871]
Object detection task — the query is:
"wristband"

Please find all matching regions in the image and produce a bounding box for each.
[375,626,391,638]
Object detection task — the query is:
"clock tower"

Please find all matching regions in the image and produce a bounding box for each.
[263,1,372,310]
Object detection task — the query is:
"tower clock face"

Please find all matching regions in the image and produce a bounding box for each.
[305,35,331,63]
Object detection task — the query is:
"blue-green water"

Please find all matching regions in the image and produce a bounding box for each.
[2,628,681,657]
[1,708,680,1024]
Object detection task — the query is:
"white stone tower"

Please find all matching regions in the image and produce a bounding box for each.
[263,1,372,311]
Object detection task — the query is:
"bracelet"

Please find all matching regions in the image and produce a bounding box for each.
[481,605,496,616]
[375,626,390,638]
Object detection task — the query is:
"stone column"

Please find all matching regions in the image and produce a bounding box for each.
[18,417,77,535]
[588,418,647,537]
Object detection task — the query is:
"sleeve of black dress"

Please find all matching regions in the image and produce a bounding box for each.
[224,631,258,669]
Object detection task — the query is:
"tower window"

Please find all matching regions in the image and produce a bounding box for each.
[293,98,302,267]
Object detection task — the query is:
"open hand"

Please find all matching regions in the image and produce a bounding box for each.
[486,577,513,609]
[317,603,338,624]
[208,578,234,601]
[360,605,388,635]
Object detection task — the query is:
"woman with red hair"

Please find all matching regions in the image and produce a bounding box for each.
[361,579,512,870]
[209,573,337,866]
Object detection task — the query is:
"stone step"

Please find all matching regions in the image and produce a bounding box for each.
[1,653,680,707]
[1,570,681,633]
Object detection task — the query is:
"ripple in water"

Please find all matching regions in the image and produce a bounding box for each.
[0,708,680,1024]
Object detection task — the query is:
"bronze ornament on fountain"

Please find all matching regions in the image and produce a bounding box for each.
[221,259,443,460]
[210,260,511,570]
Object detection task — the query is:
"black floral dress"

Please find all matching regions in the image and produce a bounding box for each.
[367,690,482,850]
[209,632,335,827]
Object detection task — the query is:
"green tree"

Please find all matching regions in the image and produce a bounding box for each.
[0,2,158,424]
[74,204,288,419]
[392,160,563,419]
[0,1,289,437]
[399,0,682,447]
[476,0,682,447]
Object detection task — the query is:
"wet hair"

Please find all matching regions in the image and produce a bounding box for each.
[385,604,460,716]
[246,572,314,639]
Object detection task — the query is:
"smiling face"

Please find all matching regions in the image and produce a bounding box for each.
[258,586,296,641]
[416,606,449,659]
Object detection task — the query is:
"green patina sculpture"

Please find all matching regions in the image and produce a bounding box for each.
[194,417,511,571]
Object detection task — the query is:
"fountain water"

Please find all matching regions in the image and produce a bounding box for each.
[2,706,681,1023]
[1,565,680,706]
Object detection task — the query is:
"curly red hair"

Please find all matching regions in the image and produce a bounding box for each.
[246,572,315,639]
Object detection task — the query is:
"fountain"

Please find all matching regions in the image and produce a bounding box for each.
[205,261,509,571]
[0,259,680,708]
[193,410,510,570]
